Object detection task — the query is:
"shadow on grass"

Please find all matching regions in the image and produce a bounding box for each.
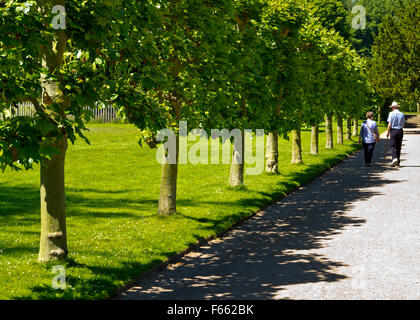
[0,185,39,222]
[0,245,38,257]
[0,184,158,221]
[12,256,176,300]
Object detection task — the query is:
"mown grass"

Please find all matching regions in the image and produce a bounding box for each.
[0,122,365,300]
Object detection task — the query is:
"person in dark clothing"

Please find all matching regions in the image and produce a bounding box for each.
[359,111,380,167]
[387,102,405,167]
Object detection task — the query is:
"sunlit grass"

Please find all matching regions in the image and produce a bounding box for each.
[0,122,364,299]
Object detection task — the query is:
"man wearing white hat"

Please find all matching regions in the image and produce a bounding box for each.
[387,101,405,167]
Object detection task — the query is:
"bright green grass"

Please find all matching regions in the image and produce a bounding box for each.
[0,123,363,300]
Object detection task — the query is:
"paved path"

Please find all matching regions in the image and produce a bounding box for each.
[120,133,420,300]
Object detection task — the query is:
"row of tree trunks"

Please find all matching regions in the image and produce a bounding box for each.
[282,115,351,167]
[129,112,354,217]
[157,112,359,218]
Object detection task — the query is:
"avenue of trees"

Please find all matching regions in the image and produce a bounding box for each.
[1,0,416,262]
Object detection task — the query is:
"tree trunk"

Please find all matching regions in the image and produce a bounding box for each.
[38,3,68,262]
[229,130,245,187]
[345,117,352,140]
[265,131,278,174]
[291,128,303,164]
[352,118,359,136]
[326,115,334,149]
[310,126,319,155]
[158,135,179,215]
[39,138,68,262]
[337,115,343,145]
[417,102,419,113]
[378,107,382,125]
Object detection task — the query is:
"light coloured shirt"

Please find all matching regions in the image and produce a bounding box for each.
[387,110,405,129]
[359,119,379,144]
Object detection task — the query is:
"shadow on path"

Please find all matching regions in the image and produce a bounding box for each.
[120,140,401,300]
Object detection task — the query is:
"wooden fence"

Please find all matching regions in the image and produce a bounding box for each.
[2,103,121,123]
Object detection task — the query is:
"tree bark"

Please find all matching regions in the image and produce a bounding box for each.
[337,115,343,145]
[158,135,179,215]
[377,107,382,125]
[39,138,68,262]
[352,118,359,136]
[325,115,334,149]
[291,127,303,164]
[229,130,245,187]
[310,126,319,155]
[345,117,352,140]
[265,131,278,174]
[417,102,419,113]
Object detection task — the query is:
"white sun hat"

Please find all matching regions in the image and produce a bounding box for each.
[390,101,400,108]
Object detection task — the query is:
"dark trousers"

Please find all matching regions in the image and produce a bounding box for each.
[363,142,376,165]
[390,129,404,162]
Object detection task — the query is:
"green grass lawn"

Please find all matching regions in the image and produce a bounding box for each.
[0,123,363,299]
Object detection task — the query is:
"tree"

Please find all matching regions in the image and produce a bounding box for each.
[263,1,351,164]
[226,0,267,186]
[289,15,334,159]
[303,0,366,152]
[201,0,275,186]
[369,0,419,108]
[309,0,351,40]
[112,0,242,211]
[259,0,307,170]
[0,0,129,261]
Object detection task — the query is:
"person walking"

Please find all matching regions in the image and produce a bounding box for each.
[359,111,380,167]
[387,101,405,167]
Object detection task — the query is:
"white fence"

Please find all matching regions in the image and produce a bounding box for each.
[2,103,121,123]
[85,106,121,123]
